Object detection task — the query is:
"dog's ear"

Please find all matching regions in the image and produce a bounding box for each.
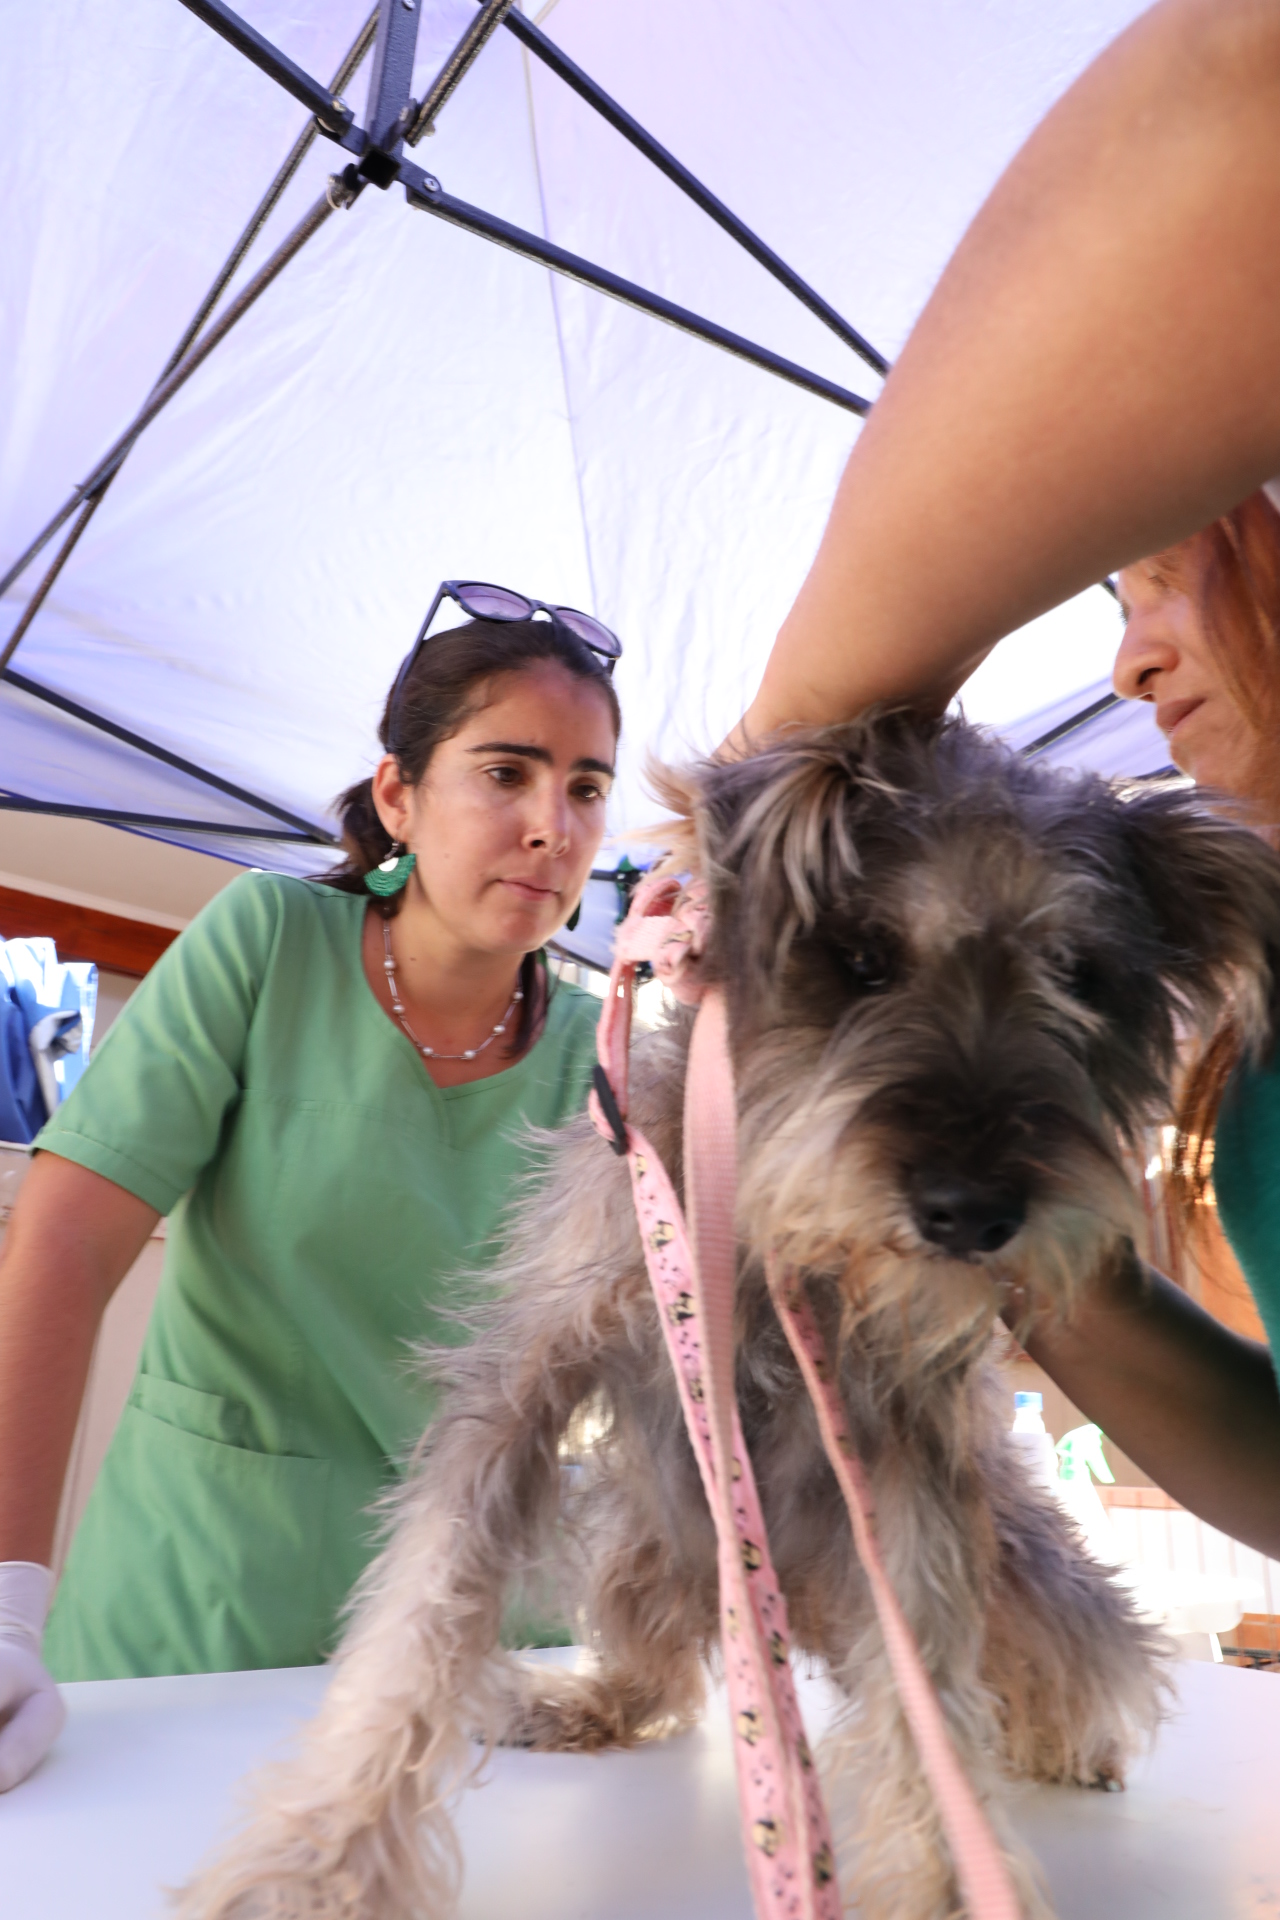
[1114,787,1280,1052]
[643,755,702,878]
[681,717,936,1004]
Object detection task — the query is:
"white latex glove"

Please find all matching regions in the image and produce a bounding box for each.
[0,1562,65,1791]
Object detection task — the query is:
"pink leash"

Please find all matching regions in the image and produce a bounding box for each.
[587,875,1020,1920]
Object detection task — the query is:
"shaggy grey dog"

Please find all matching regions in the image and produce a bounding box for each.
[179,714,1280,1920]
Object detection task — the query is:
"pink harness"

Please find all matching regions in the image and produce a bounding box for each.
[587,874,1020,1920]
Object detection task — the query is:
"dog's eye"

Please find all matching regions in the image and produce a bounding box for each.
[842,939,895,994]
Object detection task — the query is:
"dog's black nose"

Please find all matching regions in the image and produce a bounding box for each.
[910,1177,1026,1256]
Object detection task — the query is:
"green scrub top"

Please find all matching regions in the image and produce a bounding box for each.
[37,872,600,1681]
[1210,1054,1280,1361]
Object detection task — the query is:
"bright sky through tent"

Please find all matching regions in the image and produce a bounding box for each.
[955,587,1125,732]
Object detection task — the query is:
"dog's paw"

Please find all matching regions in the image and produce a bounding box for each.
[494,1667,699,1754]
[500,1689,633,1752]
[1010,1739,1130,1791]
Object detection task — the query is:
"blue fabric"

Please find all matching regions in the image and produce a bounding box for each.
[0,939,97,1145]
[0,988,41,1142]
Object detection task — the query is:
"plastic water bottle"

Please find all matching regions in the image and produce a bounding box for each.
[1010,1390,1058,1492]
[1055,1423,1118,1562]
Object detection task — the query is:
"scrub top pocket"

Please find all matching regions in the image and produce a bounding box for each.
[45,1379,332,1681]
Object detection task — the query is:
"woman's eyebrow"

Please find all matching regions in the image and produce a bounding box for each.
[467,741,615,778]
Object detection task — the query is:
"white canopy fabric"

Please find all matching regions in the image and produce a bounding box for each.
[1,0,1166,889]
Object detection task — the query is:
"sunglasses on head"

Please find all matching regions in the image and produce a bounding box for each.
[387,579,622,746]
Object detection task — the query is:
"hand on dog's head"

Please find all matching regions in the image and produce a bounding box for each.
[658,710,1280,1347]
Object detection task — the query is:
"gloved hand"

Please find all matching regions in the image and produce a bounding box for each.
[0,1562,65,1791]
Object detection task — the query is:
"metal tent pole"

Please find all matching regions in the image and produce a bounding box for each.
[405,2,887,376]
[1022,692,1123,758]
[0,14,375,840]
[403,167,870,416]
[163,6,378,383]
[1,667,335,841]
[0,795,329,842]
[407,0,516,142]
[0,8,377,622]
[175,0,361,141]
[0,184,347,679]
[493,7,890,379]
[0,502,102,670]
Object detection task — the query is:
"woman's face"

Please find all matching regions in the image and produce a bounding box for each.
[1113,556,1260,797]
[375,659,616,957]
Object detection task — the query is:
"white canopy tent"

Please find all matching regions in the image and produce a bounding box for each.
[1,0,1168,963]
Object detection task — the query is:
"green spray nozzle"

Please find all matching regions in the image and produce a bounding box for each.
[1055,1423,1114,1485]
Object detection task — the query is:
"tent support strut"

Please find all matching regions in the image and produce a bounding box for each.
[0,500,103,672]
[494,5,889,378]
[174,0,361,143]
[402,169,870,415]
[408,0,516,142]
[0,794,328,843]
[0,186,344,675]
[0,8,377,619]
[2,665,336,841]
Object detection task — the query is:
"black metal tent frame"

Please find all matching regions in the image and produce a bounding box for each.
[0,0,891,851]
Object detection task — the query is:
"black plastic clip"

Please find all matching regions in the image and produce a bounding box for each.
[592,1064,629,1156]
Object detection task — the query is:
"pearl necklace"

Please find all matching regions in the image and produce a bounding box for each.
[381,918,522,1062]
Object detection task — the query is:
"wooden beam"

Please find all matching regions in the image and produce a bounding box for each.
[0,886,178,977]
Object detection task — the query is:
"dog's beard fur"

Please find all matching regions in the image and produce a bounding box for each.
[176,713,1280,1920]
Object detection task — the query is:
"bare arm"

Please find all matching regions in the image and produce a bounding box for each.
[0,1156,158,1567]
[743,0,1280,740]
[1017,1248,1280,1558]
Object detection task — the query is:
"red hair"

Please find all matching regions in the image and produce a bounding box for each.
[1166,492,1280,1213]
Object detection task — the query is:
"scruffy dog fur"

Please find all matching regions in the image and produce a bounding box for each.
[179,714,1280,1920]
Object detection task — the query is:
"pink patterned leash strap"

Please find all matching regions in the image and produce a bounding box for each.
[616,1113,839,1919]
[766,1262,1022,1920]
[587,876,1020,1920]
[589,877,836,1919]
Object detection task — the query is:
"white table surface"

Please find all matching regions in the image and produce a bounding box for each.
[3,1652,1278,1918]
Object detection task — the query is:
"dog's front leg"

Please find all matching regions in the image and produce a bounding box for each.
[174,1285,611,1920]
[823,1420,1054,1920]
[981,1439,1172,1789]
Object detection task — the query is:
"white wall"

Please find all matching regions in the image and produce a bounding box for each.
[0,812,236,929]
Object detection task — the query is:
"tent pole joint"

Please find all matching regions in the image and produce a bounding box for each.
[363,0,421,162]
[327,166,366,211]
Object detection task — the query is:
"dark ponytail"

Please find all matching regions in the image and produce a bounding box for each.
[323,615,621,1054]
[332,774,396,880]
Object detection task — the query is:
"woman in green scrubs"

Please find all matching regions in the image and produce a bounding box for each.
[0,597,621,1785]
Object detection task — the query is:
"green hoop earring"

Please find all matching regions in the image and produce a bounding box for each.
[364,843,417,898]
